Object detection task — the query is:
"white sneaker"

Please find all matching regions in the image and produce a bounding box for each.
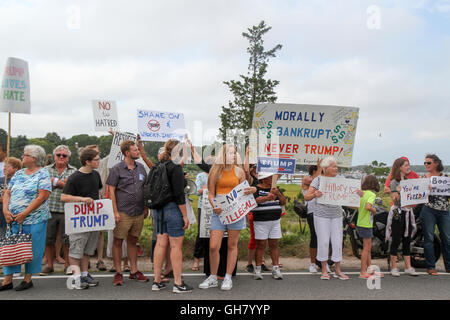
[198,275,218,289]
[391,268,400,277]
[404,267,419,276]
[309,263,318,273]
[220,278,233,291]
[254,269,263,280]
[272,266,283,280]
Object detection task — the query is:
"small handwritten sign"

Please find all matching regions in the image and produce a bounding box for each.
[400,178,430,206]
[65,199,115,235]
[213,180,257,225]
[107,131,137,169]
[92,100,119,131]
[430,176,450,196]
[317,176,361,207]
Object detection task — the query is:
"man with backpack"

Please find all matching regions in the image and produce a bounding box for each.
[106,140,148,286]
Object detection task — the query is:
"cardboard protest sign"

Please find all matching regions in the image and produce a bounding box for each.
[137,109,186,142]
[65,199,115,235]
[430,176,450,196]
[199,190,213,238]
[252,103,359,167]
[213,181,257,225]
[107,131,137,168]
[257,157,296,175]
[92,100,119,131]
[200,190,228,238]
[0,57,31,114]
[400,178,430,206]
[317,176,361,207]
[185,195,197,227]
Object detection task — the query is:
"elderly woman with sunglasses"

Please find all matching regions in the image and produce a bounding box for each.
[0,145,52,291]
[421,154,450,275]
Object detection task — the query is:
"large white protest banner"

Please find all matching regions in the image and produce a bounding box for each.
[65,199,115,235]
[137,109,186,142]
[400,178,430,206]
[107,131,137,168]
[430,176,450,196]
[0,57,31,114]
[251,103,359,167]
[317,176,361,207]
[213,180,257,225]
[92,100,119,131]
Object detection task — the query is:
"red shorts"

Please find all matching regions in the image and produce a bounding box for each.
[247,212,256,250]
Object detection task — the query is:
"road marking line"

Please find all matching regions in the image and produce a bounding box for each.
[2,271,449,280]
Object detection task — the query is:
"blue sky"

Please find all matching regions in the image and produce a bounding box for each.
[0,0,449,166]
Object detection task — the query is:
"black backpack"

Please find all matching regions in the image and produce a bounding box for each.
[144,162,173,209]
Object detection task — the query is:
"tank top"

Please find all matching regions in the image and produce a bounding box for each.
[216,166,239,195]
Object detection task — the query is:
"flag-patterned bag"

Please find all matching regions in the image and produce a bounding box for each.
[0,224,33,267]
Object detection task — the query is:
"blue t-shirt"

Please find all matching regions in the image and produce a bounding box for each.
[7,168,52,225]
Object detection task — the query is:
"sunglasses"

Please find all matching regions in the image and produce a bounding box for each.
[424,161,433,165]
[56,154,68,158]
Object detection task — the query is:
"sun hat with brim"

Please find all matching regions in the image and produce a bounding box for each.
[258,172,274,180]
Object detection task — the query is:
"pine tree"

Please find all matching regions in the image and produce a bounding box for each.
[219,21,282,140]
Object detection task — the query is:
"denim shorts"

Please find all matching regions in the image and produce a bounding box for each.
[210,212,246,231]
[154,202,185,238]
[357,226,373,239]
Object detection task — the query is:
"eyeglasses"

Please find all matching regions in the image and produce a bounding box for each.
[56,154,68,158]
[424,161,433,165]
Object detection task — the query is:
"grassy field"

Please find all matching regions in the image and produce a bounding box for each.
[137,182,393,261]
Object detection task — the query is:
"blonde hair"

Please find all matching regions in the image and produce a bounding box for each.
[160,139,180,163]
[207,144,243,191]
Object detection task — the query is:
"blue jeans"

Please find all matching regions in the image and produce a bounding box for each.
[420,206,450,270]
[154,202,185,238]
[3,221,48,276]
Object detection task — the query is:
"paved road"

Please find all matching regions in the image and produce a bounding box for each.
[1,269,449,301]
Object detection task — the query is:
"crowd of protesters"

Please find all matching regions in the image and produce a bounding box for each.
[0,139,448,293]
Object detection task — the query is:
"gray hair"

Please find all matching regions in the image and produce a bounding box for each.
[24,145,47,167]
[53,145,71,157]
[321,156,337,169]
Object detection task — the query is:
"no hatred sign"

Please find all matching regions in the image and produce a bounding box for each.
[0,57,31,114]
[92,100,119,131]
[252,103,359,167]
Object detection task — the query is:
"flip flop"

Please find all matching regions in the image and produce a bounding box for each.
[320,274,331,280]
[334,273,349,280]
[191,266,199,271]
[359,274,374,279]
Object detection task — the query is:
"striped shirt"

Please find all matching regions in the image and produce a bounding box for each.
[252,186,283,221]
[310,175,342,219]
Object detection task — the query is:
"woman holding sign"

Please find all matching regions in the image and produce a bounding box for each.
[420,154,450,275]
[386,157,419,277]
[199,144,255,291]
[0,145,51,291]
[304,157,349,280]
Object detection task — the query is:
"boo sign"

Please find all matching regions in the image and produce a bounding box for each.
[251,103,359,167]
[64,199,116,235]
[137,109,186,142]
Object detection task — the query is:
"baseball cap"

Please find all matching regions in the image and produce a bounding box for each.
[258,172,274,180]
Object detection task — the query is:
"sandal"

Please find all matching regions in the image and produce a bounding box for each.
[334,273,349,280]
[427,269,438,276]
[359,274,374,279]
[320,274,331,280]
[191,266,199,271]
